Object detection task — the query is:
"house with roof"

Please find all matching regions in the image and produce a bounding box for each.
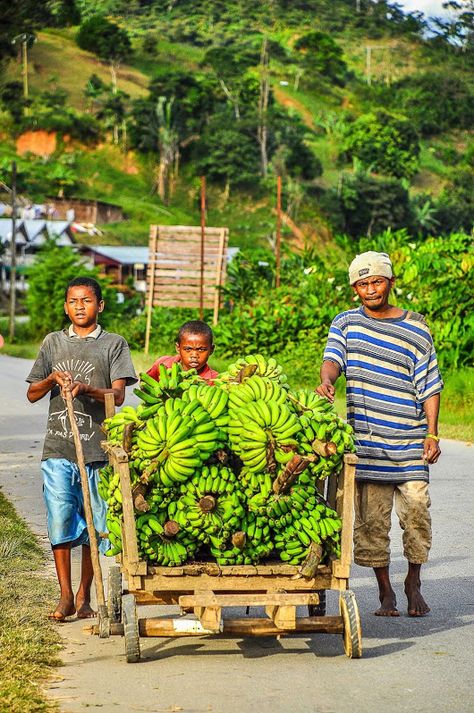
[0,218,75,293]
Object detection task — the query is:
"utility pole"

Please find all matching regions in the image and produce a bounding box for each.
[199,176,206,319]
[365,45,387,86]
[275,176,282,289]
[9,162,17,342]
[12,34,36,116]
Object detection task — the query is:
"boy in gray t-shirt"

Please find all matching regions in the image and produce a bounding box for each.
[26,276,137,621]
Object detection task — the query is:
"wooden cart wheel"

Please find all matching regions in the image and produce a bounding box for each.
[339,590,362,659]
[122,594,141,663]
[107,566,122,624]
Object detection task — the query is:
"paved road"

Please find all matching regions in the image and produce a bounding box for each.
[1,353,473,713]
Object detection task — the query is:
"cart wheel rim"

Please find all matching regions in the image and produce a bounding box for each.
[339,590,362,659]
[107,566,123,623]
[122,593,141,663]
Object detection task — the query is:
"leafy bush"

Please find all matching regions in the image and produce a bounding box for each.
[326,171,414,239]
[358,231,474,371]
[293,31,347,86]
[24,242,130,338]
[341,109,420,178]
[76,14,132,62]
[395,73,474,137]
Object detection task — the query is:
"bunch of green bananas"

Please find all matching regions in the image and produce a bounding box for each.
[219,354,288,384]
[228,398,300,473]
[270,484,342,564]
[297,410,356,479]
[135,510,198,565]
[227,374,287,413]
[174,475,245,545]
[131,398,225,488]
[102,406,142,443]
[239,467,273,499]
[181,382,229,426]
[290,388,336,415]
[105,510,123,557]
[134,363,202,417]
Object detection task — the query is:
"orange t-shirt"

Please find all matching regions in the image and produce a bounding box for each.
[146,355,218,385]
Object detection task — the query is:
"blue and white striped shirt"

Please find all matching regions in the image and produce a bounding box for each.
[323,307,443,483]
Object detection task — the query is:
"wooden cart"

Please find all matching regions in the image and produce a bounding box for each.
[96,440,361,662]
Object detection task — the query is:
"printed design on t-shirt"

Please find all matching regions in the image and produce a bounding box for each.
[47,358,96,442]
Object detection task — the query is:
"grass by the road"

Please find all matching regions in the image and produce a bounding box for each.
[0,492,62,713]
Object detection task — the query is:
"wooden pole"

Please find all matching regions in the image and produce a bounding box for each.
[65,391,108,631]
[8,161,17,342]
[144,226,158,356]
[213,228,227,326]
[275,175,282,289]
[199,176,206,319]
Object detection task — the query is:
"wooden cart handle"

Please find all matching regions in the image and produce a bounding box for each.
[65,390,107,614]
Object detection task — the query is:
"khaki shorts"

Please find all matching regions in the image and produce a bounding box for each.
[354,480,431,568]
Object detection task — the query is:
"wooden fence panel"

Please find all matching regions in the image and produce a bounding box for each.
[144,224,229,353]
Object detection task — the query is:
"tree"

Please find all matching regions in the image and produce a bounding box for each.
[0,81,26,122]
[76,15,132,91]
[342,109,420,178]
[294,31,347,86]
[202,45,259,119]
[0,0,49,64]
[194,114,261,195]
[395,73,474,136]
[26,242,97,337]
[331,172,414,238]
[153,97,180,203]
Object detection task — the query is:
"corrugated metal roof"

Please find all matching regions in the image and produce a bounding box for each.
[86,246,149,265]
[87,245,240,265]
[0,218,72,245]
[0,219,28,244]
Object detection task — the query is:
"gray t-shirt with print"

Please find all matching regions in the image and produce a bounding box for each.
[27,328,137,464]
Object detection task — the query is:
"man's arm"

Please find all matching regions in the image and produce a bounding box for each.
[315,360,341,403]
[422,392,441,464]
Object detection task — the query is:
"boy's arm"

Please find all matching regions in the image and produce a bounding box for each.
[27,370,74,403]
[69,378,127,406]
[315,361,341,403]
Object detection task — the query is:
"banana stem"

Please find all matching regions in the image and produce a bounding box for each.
[199,495,216,513]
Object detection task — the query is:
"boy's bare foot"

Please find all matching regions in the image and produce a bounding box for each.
[48,595,76,622]
[405,576,430,617]
[374,589,400,617]
[75,597,96,619]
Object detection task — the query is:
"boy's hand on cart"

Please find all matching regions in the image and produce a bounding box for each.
[423,436,441,464]
[51,370,73,395]
[69,380,89,399]
[315,382,336,403]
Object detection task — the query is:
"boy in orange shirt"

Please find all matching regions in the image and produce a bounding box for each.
[147,320,218,384]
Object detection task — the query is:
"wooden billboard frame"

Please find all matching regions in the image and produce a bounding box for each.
[144,224,229,354]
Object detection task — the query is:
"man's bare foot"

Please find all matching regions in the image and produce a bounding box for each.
[48,595,76,622]
[374,590,400,617]
[405,576,430,617]
[75,598,96,619]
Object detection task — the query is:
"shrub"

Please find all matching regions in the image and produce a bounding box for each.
[341,109,420,178]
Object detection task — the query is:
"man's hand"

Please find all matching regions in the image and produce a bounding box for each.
[315,382,336,402]
[423,436,441,464]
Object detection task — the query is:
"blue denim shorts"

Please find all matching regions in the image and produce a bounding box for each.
[41,458,109,554]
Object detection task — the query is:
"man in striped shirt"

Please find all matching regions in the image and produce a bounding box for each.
[317,251,443,617]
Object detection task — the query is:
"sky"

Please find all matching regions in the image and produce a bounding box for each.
[398,1,451,17]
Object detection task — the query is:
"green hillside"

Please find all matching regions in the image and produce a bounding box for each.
[1,1,472,246]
